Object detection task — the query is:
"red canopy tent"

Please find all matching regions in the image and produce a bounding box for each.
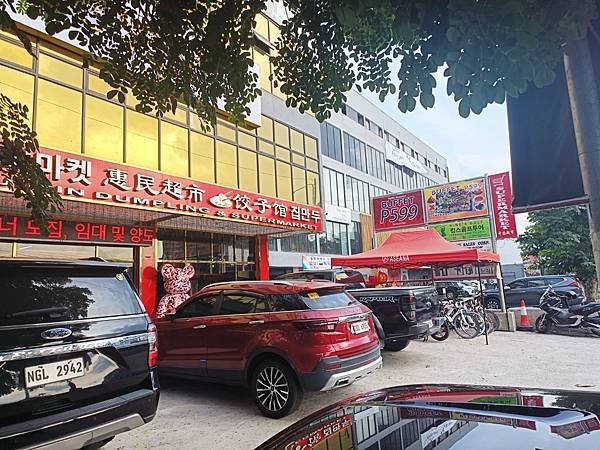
[331,229,500,268]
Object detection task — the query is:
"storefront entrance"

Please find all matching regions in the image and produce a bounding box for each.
[156,229,256,297]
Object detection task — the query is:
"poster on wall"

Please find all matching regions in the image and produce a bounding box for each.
[430,217,491,242]
[489,172,518,239]
[372,190,425,231]
[424,178,489,223]
[302,255,332,270]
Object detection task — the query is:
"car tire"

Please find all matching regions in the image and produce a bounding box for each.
[485,298,501,310]
[384,339,410,351]
[251,359,303,419]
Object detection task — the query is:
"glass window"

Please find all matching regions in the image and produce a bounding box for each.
[239,149,258,192]
[189,111,213,134]
[0,266,142,326]
[350,221,362,254]
[36,80,82,153]
[219,293,266,315]
[216,140,238,188]
[290,129,304,153]
[253,49,272,92]
[258,139,274,155]
[88,73,112,96]
[305,136,318,159]
[216,120,236,141]
[276,161,292,200]
[126,109,159,169]
[292,153,305,167]
[161,121,189,177]
[268,20,281,44]
[274,121,290,147]
[276,146,290,162]
[0,37,32,68]
[0,65,34,119]
[280,234,317,253]
[254,14,270,40]
[298,288,356,309]
[306,158,319,172]
[85,96,123,162]
[238,131,257,150]
[293,167,307,204]
[306,172,320,205]
[164,106,187,124]
[190,132,215,182]
[38,51,82,87]
[528,279,548,287]
[178,294,219,318]
[258,155,276,196]
[509,279,527,289]
[258,115,274,141]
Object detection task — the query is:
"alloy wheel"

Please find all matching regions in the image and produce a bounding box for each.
[256,366,290,412]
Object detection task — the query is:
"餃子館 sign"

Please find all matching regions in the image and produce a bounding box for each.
[424,178,489,224]
[1,148,323,233]
[372,190,426,231]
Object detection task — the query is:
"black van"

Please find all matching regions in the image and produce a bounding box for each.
[0,259,159,449]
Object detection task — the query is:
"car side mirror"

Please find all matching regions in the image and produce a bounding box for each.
[505,286,511,290]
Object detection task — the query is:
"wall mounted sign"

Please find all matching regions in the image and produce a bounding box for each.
[372,190,425,231]
[454,238,493,251]
[424,177,489,223]
[0,215,154,246]
[489,172,518,239]
[1,148,323,233]
[430,217,491,242]
[302,255,332,270]
[433,263,497,280]
[325,204,352,224]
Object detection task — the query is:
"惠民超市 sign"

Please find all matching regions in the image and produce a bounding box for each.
[372,190,425,231]
[0,147,323,233]
[430,217,491,241]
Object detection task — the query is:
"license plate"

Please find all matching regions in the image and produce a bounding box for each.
[24,357,85,388]
[351,320,370,334]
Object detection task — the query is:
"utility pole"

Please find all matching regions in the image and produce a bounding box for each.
[564,31,600,294]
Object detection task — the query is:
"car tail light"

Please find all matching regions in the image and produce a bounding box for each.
[293,319,339,332]
[147,323,158,368]
[401,296,417,321]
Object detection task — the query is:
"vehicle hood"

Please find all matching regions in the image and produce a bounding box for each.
[257,384,600,449]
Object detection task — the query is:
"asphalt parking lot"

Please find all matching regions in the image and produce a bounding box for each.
[109,331,600,450]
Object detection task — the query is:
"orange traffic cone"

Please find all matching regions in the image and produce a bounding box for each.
[517,299,534,331]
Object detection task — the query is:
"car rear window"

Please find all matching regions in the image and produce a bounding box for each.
[280,272,332,282]
[0,267,143,326]
[298,289,357,309]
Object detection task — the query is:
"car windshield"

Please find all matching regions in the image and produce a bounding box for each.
[0,267,143,326]
[298,289,357,309]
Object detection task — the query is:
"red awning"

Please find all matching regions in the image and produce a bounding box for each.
[331,229,500,269]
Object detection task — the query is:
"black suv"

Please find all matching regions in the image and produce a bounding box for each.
[484,275,586,309]
[276,269,366,289]
[0,259,159,449]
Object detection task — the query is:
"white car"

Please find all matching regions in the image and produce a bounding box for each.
[459,281,480,296]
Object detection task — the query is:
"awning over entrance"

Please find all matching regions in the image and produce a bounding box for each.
[331,229,500,268]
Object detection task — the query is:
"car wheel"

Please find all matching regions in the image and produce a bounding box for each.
[385,339,410,351]
[486,298,501,310]
[446,290,456,300]
[251,359,303,419]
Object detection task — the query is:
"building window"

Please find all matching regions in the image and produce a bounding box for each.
[349,221,362,254]
[323,167,346,207]
[346,176,370,213]
[127,109,159,170]
[320,122,343,162]
[190,131,215,182]
[343,132,368,173]
[319,221,348,255]
[280,234,317,253]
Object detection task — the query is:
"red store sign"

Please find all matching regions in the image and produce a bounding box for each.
[2,148,323,233]
[489,172,518,239]
[372,190,425,232]
[0,215,155,245]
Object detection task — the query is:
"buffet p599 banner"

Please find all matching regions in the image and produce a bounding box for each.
[372,190,426,231]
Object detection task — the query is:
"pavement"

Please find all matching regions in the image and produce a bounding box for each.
[108,331,600,450]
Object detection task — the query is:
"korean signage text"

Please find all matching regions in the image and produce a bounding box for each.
[489,172,518,239]
[430,218,491,242]
[1,148,323,233]
[372,191,425,231]
[0,215,154,246]
[424,178,489,223]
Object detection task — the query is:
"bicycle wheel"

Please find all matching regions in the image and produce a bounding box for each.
[453,311,482,339]
[486,311,501,332]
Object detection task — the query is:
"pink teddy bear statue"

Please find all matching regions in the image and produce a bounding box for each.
[156,263,195,317]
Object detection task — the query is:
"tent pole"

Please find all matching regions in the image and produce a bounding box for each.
[477,261,489,345]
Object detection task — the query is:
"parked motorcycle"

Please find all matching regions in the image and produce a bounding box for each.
[536,285,600,336]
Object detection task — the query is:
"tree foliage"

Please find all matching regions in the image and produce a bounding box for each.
[0,0,597,222]
[518,206,596,290]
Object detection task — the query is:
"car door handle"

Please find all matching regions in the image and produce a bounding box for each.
[248,320,264,325]
[193,324,207,329]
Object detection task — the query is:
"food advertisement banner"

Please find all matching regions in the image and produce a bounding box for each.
[489,172,518,239]
[430,217,491,242]
[372,190,425,231]
[1,148,323,233]
[424,178,489,223]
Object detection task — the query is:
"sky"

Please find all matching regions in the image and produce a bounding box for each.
[364,72,526,264]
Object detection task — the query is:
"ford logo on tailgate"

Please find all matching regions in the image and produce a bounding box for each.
[41,328,72,340]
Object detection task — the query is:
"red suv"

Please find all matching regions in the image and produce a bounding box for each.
[156,280,382,418]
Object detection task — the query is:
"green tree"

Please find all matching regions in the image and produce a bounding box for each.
[0,0,597,222]
[518,206,596,292]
